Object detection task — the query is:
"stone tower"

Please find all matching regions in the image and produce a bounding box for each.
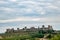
[17,28,20,31]
[48,25,53,30]
[42,25,45,28]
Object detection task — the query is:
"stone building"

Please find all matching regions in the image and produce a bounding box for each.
[5,25,53,34]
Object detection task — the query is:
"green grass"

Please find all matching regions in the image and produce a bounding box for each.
[49,34,60,40]
[0,33,60,40]
[0,33,35,40]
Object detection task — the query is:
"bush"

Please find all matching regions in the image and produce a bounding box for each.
[31,33,44,38]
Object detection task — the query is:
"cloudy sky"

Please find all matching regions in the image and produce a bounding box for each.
[0,0,60,33]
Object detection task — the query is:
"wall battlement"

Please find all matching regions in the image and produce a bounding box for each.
[6,25,53,34]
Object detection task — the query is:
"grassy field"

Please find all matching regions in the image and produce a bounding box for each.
[0,33,41,40]
[49,34,60,40]
[0,34,60,40]
[0,32,60,40]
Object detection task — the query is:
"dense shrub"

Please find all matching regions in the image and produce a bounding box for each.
[31,33,44,38]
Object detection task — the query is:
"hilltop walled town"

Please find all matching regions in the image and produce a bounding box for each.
[6,25,55,34]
